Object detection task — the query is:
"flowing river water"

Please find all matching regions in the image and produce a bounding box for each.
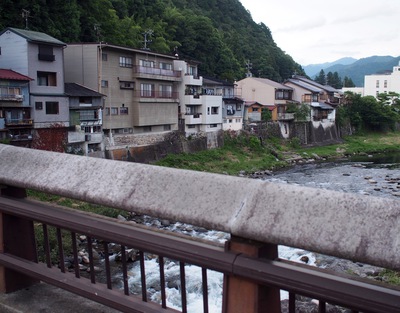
[109,152,400,312]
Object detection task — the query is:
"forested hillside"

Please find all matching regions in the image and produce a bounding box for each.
[0,0,304,81]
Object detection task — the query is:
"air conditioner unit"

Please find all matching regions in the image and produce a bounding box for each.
[85,134,91,141]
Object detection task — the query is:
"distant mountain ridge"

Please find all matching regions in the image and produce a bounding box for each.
[303,56,400,87]
[303,57,357,78]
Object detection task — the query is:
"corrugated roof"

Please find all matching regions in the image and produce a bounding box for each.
[65,83,105,97]
[1,27,66,46]
[0,69,33,81]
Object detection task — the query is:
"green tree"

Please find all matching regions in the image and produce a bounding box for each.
[343,76,355,87]
[315,69,326,85]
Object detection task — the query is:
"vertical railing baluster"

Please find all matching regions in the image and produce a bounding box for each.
[71,232,80,278]
[103,242,112,289]
[159,256,167,309]
[140,251,147,302]
[288,292,296,313]
[202,268,209,313]
[319,300,326,313]
[120,245,129,295]
[42,224,51,268]
[87,236,96,283]
[180,262,187,313]
[56,227,65,273]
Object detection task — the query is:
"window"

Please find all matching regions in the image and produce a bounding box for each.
[376,80,380,88]
[120,107,128,115]
[45,102,59,115]
[210,124,217,128]
[105,107,118,115]
[35,102,43,110]
[159,62,172,70]
[143,126,152,132]
[187,65,197,76]
[384,80,388,88]
[37,71,57,86]
[101,80,108,88]
[119,56,133,68]
[236,103,242,111]
[211,107,219,114]
[102,53,108,61]
[159,85,172,98]
[80,110,97,120]
[164,125,171,131]
[252,107,259,112]
[120,81,134,89]
[236,118,241,123]
[140,83,154,97]
[140,59,155,67]
[38,44,54,61]
[275,90,291,100]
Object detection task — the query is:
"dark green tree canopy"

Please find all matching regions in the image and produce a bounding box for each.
[1,0,305,81]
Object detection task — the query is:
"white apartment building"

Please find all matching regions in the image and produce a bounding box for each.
[364,62,400,97]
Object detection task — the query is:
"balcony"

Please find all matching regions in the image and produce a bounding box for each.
[5,119,33,126]
[184,94,202,105]
[0,94,23,102]
[278,113,295,121]
[132,66,182,81]
[185,113,202,125]
[135,91,179,102]
[183,74,203,86]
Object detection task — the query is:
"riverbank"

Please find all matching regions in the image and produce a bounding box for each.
[155,131,400,175]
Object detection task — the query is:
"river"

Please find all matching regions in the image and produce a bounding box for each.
[115,152,400,312]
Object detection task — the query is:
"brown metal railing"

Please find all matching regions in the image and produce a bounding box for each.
[0,144,400,312]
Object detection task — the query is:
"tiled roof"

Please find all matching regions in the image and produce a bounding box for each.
[1,27,66,46]
[249,77,293,90]
[64,83,105,97]
[0,69,33,81]
[285,78,322,93]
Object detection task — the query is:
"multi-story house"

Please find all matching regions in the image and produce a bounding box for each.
[236,77,292,122]
[284,77,335,122]
[65,83,105,156]
[0,27,69,151]
[0,69,33,146]
[203,78,245,132]
[174,62,224,135]
[64,43,181,137]
[175,59,203,134]
[364,62,400,98]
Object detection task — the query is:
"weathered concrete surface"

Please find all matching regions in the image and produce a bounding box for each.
[0,282,119,313]
[0,144,399,270]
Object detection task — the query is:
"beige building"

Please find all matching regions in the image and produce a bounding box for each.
[236,77,292,121]
[64,43,181,135]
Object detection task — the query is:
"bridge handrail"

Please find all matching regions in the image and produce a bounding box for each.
[0,143,399,271]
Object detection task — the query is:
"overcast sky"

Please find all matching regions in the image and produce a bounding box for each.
[239,0,400,66]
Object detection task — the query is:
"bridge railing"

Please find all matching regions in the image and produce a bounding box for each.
[0,144,399,313]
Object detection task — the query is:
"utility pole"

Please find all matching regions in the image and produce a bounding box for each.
[22,9,30,29]
[142,29,153,51]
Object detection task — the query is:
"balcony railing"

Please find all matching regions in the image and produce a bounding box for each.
[133,66,181,78]
[5,118,33,126]
[278,113,295,121]
[0,94,24,101]
[135,90,179,100]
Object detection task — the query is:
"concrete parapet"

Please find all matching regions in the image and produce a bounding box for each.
[0,144,399,270]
